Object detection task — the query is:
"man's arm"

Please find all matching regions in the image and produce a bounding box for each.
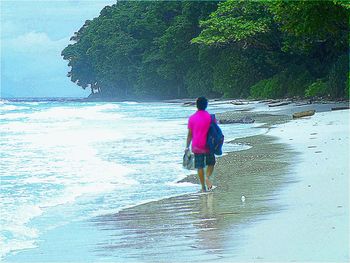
[186,129,192,150]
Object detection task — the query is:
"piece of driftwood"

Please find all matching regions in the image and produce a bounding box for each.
[260,99,273,103]
[231,101,246,105]
[268,101,291,107]
[183,102,195,106]
[331,106,350,111]
[266,99,282,104]
[292,110,315,119]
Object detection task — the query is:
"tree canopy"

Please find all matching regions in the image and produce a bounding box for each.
[62,0,349,100]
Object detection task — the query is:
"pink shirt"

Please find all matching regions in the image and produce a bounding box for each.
[188,110,211,154]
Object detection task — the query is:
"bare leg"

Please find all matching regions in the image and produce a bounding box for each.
[206,165,214,189]
[197,168,206,191]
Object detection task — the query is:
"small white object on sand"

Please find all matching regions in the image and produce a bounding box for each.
[234,110,349,261]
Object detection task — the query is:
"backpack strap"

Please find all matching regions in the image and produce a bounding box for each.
[211,114,215,123]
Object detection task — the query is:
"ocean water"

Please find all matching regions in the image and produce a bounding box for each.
[0,98,266,258]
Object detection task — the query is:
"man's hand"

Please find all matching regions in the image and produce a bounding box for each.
[186,129,192,151]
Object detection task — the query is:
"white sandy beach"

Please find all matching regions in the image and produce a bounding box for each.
[230,109,349,261]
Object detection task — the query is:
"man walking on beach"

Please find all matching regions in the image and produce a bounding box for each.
[186,97,215,192]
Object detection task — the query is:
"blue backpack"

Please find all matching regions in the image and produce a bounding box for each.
[207,114,224,155]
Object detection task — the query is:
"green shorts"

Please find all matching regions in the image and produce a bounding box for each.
[194,153,216,169]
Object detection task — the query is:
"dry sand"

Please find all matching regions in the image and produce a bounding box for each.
[233,109,349,262]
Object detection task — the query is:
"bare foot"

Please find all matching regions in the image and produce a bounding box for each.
[206,178,213,190]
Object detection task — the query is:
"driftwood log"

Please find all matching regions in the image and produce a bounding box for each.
[231,101,246,105]
[259,99,274,103]
[292,110,315,119]
[266,99,282,104]
[183,102,195,106]
[268,101,291,107]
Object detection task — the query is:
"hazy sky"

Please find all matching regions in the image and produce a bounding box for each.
[1,0,116,98]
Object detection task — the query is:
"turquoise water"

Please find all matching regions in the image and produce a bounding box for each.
[0,99,266,259]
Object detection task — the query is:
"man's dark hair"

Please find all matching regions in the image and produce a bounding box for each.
[196,97,208,110]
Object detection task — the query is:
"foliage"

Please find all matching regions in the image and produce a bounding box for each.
[62,0,349,100]
[212,47,276,98]
[305,80,330,98]
[346,74,350,99]
[327,54,349,98]
[250,77,282,99]
[267,0,349,55]
[191,0,276,48]
[250,65,314,99]
[333,0,350,9]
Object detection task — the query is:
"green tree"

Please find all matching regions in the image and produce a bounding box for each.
[268,0,348,53]
[62,0,349,100]
[192,0,281,51]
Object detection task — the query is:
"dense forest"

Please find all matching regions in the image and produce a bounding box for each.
[61,0,349,100]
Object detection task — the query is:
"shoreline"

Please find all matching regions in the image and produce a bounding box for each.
[176,105,349,262]
[4,103,295,262]
[101,103,349,262]
[88,109,299,262]
[86,134,296,262]
[5,101,349,262]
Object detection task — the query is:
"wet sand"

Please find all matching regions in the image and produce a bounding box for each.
[90,117,297,261]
